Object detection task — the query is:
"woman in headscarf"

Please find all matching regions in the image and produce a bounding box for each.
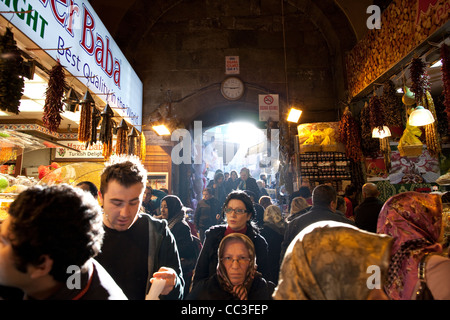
[187,233,274,300]
[260,205,286,283]
[377,191,450,300]
[191,190,269,289]
[273,220,393,300]
[160,195,199,297]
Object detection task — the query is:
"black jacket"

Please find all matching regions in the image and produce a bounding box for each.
[191,224,269,289]
[280,206,355,263]
[187,272,274,300]
[354,197,384,233]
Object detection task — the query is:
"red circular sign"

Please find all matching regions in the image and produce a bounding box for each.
[264,95,274,105]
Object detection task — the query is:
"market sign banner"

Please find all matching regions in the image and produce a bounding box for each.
[0,0,143,127]
[55,140,115,159]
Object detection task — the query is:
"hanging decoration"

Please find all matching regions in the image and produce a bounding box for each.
[360,102,380,158]
[140,131,146,161]
[441,44,450,128]
[338,107,362,162]
[85,106,101,149]
[77,90,94,143]
[409,57,430,105]
[99,104,115,159]
[115,119,128,155]
[42,61,67,133]
[127,127,139,156]
[381,80,404,128]
[368,93,386,132]
[0,28,24,115]
[422,91,441,156]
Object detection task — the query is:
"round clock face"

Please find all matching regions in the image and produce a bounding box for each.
[221,77,244,100]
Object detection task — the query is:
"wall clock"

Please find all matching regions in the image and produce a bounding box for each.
[221,77,245,100]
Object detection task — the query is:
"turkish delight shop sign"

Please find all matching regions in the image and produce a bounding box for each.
[0,0,143,127]
[55,140,113,159]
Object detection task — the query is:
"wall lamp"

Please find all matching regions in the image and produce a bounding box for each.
[372,126,391,139]
[287,107,302,123]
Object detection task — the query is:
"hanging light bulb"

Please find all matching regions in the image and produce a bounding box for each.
[372,126,392,139]
[408,106,435,126]
[287,108,302,123]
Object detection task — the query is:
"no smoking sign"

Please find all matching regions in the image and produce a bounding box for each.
[259,94,279,122]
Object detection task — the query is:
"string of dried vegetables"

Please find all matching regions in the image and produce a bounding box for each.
[409,57,430,104]
[360,101,380,158]
[380,137,391,172]
[127,127,138,156]
[85,107,101,148]
[78,91,94,143]
[99,105,115,159]
[115,119,128,155]
[422,91,441,156]
[368,94,385,131]
[140,131,146,161]
[338,107,362,162]
[0,28,24,115]
[441,44,450,128]
[43,61,66,133]
[381,80,403,128]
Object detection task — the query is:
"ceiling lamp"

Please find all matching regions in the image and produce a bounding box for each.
[287,108,302,123]
[152,124,171,136]
[372,126,391,139]
[408,106,435,126]
[63,88,80,112]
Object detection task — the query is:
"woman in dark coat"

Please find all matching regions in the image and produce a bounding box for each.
[160,195,199,297]
[191,191,269,290]
[187,233,274,300]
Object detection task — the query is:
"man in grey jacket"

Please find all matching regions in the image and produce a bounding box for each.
[96,155,184,300]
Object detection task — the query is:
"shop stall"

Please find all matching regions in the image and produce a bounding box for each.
[0,1,145,221]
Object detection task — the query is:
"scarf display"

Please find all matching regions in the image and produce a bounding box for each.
[377,191,443,300]
[216,233,258,300]
[273,221,392,300]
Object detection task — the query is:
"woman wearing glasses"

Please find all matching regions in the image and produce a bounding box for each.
[187,233,274,300]
[190,191,269,292]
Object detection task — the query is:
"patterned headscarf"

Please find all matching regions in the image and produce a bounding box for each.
[273,221,393,300]
[377,191,443,300]
[263,205,286,235]
[216,233,257,300]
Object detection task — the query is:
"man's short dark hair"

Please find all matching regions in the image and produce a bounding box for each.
[7,184,104,282]
[312,184,337,207]
[100,155,147,196]
[76,181,98,199]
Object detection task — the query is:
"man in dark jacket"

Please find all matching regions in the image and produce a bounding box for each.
[96,155,184,300]
[280,184,354,262]
[237,167,261,201]
[194,188,221,243]
[354,183,384,233]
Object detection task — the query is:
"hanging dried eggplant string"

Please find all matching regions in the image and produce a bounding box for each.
[43,61,67,132]
[0,28,24,115]
[99,104,115,159]
[115,119,128,155]
[338,107,362,162]
[423,91,441,156]
[127,127,138,156]
[140,131,146,161]
[441,44,450,129]
[360,101,380,158]
[78,91,94,143]
[85,106,101,149]
[381,80,403,128]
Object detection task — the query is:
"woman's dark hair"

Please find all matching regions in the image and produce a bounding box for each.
[76,181,98,199]
[7,184,104,283]
[222,190,256,219]
[161,195,184,220]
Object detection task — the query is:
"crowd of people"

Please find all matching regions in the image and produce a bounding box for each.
[0,154,449,300]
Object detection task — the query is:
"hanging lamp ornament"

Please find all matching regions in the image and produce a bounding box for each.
[77,90,94,143]
[63,88,80,112]
[127,127,139,156]
[99,104,115,159]
[43,61,67,133]
[115,119,129,155]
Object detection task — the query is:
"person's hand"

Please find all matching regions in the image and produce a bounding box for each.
[150,267,177,295]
